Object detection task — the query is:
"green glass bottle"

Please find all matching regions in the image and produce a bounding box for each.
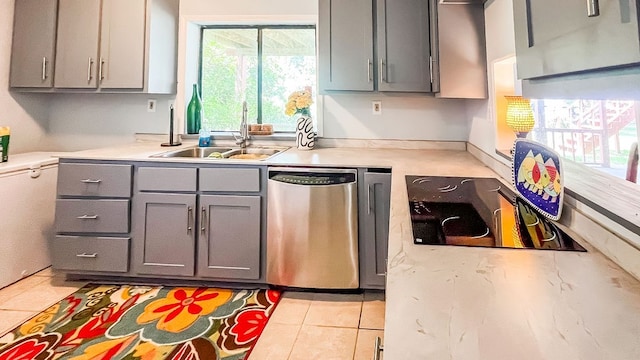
[186,83,203,134]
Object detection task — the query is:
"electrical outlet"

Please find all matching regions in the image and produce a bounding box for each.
[147,99,157,112]
[372,101,382,115]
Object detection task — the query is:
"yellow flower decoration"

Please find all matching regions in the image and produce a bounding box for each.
[137,288,233,333]
[284,87,313,116]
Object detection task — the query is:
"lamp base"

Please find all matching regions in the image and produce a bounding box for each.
[515,132,529,138]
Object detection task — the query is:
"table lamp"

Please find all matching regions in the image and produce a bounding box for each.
[505,96,535,138]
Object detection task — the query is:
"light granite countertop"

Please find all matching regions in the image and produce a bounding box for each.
[60,141,640,359]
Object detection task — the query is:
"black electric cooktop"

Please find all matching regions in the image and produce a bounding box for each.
[406,176,586,251]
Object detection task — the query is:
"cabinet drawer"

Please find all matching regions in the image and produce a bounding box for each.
[55,199,129,234]
[200,167,261,192]
[137,167,197,192]
[57,163,132,197]
[52,236,129,272]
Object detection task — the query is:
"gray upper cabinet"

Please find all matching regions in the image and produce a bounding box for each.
[319,0,431,93]
[54,0,101,89]
[513,0,640,79]
[12,0,178,93]
[132,193,196,277]
[10,0,58,88]
[319,0,486,97]
[55,0,145,89]
[376,0,431,92]
[359,170,391,289]
[319,0,374,91]
[197,195,261,280]
[429,0,487,99]
[99,0,146,89]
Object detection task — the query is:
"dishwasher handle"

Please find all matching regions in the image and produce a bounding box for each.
[268,167,357,186]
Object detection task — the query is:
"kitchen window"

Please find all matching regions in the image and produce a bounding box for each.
[199,26,317,132]
[530,99,639,181]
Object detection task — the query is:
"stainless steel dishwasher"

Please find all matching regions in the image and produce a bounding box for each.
[266,167,359,289]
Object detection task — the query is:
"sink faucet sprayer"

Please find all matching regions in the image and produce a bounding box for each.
[234,101,250,150]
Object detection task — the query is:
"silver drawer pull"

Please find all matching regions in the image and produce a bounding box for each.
[374,336,384,360]
[41,57,48,80]
[587,0,599,17]
[87,57,94,82]
[76,215,99,220]
[76,253,97,258]
[201,206,207,233]
[80,179,102,184]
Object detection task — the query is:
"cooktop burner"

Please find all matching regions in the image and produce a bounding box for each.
[406,176,586,251]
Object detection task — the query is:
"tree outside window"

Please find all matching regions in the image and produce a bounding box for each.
[200,26,316,132]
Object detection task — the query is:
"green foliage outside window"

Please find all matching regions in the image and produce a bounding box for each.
[200,26,316,132]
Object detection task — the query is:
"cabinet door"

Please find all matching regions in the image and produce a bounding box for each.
[10,0,57,88]
[197,195,261,280]
[319,0,374,91]
[132,193,196,276]
[514,0,640,79]
[376,0,431,92]
[99,0,146,89]
[54,0,101,88]
[360,172,391,289]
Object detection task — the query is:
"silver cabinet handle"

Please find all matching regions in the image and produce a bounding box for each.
[76,253,97,258]
[99,58,105,82]
[201,206,207,233]
[587,0,599,17]
[87,57,94,82]
[374,336,384,360]
[429,55,434,84]
[367,184,373,214]
[76,215,99,220]
[80,179,102,184]
[367,59,372,82]
[379,59,386,83]
[187,206,193,233]
[41,57,47,80]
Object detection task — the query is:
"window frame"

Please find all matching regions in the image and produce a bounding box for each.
[198,24,317,130]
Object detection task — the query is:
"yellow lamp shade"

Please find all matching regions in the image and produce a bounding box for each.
[505,96,535,136]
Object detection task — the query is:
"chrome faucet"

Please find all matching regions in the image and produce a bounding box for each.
[234,101,250,149]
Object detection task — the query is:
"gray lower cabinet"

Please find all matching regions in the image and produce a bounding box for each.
[130,165,265,281]
[10,0,58,88]
[513,0,640,79]
[359,170,391,289]
[131,193,196,277]
[52,161,133,274]
[197,195,261,280]
[52,236,130,273]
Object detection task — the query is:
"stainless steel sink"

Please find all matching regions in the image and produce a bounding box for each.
[151,147,233,158]
[151,146,288,160]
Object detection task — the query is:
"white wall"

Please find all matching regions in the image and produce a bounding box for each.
[323,94,468,140]
[178,0,471,141]
[467,0,516,160]
[43,94,174,151]
[0,0,51,154]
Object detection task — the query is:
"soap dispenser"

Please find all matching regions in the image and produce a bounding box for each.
[199,128,211,147]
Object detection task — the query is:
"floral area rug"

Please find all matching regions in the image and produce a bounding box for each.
[0,284,281,360]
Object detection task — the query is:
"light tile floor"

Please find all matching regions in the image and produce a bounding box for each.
[0,269,385,360]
